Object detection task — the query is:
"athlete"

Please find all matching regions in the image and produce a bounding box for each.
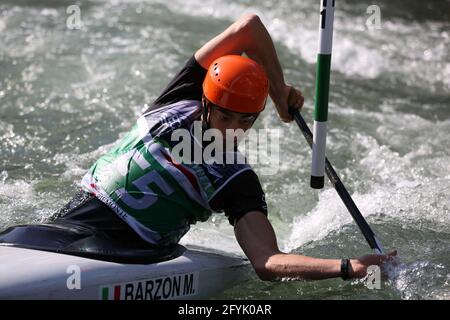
[8,14,396,281]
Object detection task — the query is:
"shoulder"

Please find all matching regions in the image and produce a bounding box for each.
[145,55,207,113]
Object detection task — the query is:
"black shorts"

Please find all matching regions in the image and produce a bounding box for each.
[48,190,148,246]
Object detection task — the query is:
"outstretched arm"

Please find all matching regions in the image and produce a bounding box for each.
[195,14,303,122]
[234,211,396,281]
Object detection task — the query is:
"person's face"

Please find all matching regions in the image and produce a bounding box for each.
[204,100,258,148]
[208,105,257,133]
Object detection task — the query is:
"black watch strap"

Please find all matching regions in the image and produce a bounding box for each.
[340,259,350,280]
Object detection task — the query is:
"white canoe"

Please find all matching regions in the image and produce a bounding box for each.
[0,245,251,300]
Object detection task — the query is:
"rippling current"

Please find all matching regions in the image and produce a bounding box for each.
[0,0,449,299]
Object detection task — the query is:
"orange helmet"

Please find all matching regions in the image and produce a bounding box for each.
[203,55,269,114]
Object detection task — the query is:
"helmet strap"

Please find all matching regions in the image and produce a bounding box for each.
[201,98,210,131]
[251,113,260,125]
[250,96,267,125]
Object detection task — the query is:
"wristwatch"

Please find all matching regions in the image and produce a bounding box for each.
[340,259,350,280]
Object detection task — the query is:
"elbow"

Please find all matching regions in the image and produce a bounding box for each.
[254,265,274,281]
[253,261,277,281]
[238,13,263,34]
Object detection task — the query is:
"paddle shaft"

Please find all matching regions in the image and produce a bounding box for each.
[292,110,385,254]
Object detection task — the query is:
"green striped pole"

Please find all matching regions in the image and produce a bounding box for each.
[311,0,335,189]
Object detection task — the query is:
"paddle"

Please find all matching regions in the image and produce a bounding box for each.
[289,108,385,254]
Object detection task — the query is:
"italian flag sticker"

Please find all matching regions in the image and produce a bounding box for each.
[102,285,121,300]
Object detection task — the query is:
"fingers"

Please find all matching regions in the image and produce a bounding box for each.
[385,250,399,266]
[356,250,398,267]
[281,116,293,123]
[351,250,399,279]
[373,250,398,270]
[279,110,294,123]
[287,86,297,106]
[382,250,397,261]
[291,89,304,115]
[281,87,304,122]
[294,94,304,111]
[277,85,305,123]
[388,250,397,257]
[288,87,303,108]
